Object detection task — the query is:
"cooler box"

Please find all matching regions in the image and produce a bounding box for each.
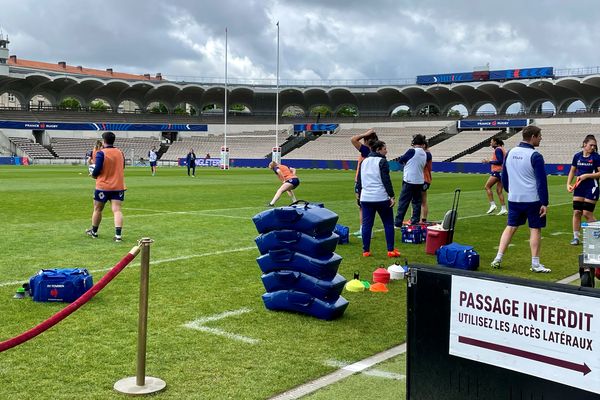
[261,271,346,301]
[261,290,349,320]
[256,249,342,280]
[255,230,339,257]
[425,225,450,255]
[252,203,338,237]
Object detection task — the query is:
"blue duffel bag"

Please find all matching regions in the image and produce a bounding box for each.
[252,201,339,237]
[334,224,350,244]
[29,268,93,302]
[262,290,349,320]
[255,230,339,257]
[261,271,346,301]
[436,243,479,270]
[256,249,342,280]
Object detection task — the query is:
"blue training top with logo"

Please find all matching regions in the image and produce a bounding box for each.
[572,151,600,176]
[572,151,600,200]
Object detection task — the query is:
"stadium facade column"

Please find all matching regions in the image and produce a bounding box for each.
[0,34,9,76]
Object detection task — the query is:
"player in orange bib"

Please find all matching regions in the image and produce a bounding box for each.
[482,138,507,216]
[267,161,300,206]
[86,131,127,241]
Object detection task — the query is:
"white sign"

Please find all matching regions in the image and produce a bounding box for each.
[450,276,600,394]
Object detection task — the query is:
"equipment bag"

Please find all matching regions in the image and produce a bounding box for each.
[29,268,93,303]
[436,243,479,270]
[334,224,350,244]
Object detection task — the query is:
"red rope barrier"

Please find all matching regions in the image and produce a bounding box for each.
[0,246,140,353]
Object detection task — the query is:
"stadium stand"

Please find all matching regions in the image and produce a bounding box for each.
[161,130,289,160]
[456,123,600,164]
[285,126,445,160]
[428,130,502,162]
[8,137,54,158]
[50,136,160,161]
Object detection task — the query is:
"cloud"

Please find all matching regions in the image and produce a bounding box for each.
[2,0,600,81]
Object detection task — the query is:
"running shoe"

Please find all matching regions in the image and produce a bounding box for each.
[486,204,497,214]
[570,238,580,245]
[362,251,371,257]
[85,228,98,239]
[114,235,122,242]
[530,264,551,273]
[496,209,508,216]
[490,259,501,269]
[387,249,401,258]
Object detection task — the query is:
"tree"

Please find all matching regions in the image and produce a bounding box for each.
[150,103,168,114]
[418,105,440,116]
[447,109,462,118]
[230,103,246,112]
[174,106,188,115]
[336,105,358,117]
[59,97,81,110]
[90,100,108,112]
[309,105,332,117]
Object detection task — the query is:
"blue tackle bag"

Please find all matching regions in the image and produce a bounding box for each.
[29,268,93,302]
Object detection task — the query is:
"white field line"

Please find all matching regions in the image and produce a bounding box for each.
[182,308,259,344]
[0,246,257,286]
[124,208,252,220]
[269,344,406,400]
[0,281,26,288]
[324,360,405,380]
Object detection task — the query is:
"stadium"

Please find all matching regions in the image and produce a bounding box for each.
[1,31,600,399]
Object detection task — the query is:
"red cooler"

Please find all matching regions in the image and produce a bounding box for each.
[425,225,450,255]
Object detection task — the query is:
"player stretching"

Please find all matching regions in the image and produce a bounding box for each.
[267,161,299,206]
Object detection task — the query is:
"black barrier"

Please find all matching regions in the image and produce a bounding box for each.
[406,265,600,400]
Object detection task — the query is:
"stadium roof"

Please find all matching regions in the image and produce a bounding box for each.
[3,56,600,117]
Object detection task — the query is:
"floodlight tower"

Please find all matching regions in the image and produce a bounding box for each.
[0,32,9,76]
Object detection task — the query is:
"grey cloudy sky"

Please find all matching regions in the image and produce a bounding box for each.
[2,0,599,82]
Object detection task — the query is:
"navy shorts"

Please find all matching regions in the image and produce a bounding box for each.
[507,201,546,229]
[573,179,599,201]
[286,178,300,188]
[94,189,125,203]
[422,182,431,192]
[150,161,157,167]
[490,171,501,179]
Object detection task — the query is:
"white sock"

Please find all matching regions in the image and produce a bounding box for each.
[532,256,540,266]
[500,205,507,211]
[574,231,580,239]
[490,201,496,206]
[494,252,503,262]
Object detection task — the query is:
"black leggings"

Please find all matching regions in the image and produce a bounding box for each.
[187,164,196,175]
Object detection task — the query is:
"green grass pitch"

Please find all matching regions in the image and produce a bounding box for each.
[0,165,582,399]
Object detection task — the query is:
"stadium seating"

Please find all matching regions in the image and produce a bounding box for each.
[284,126,444,160]
[3,119,600,164]
[8,137,54,158]
[160,130,289,160]
[50,136,160,161]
